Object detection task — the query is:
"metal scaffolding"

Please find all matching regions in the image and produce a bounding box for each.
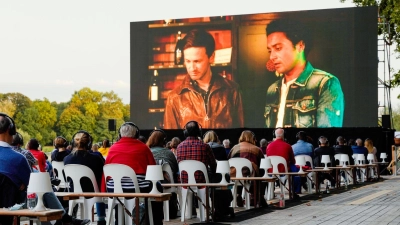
[377,16,393,127]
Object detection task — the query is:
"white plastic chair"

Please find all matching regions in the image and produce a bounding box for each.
[178,160,209,222]
[64,164,104,221]
[103,163,144,225]
[51,161,69,192]
[268,156,288,199]
[295,155,314,194]
[162,163,180,222]
[260,158,274,201]
[228,158,253,209]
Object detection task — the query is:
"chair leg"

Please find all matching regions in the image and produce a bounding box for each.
[230,181,238,207]
[198,189,207,222]
[180,188,189,222]
[163,200,169,221]
[147,199,154,225]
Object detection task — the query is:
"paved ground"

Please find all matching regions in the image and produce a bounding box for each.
[164,175,400,225]
[19,175,400,225]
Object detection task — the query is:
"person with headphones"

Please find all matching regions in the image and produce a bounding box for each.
[146,129,179,219]
[0,114,91,225]
[267,128,302,198]
[228,130,265,207]
[203,130,227,161]
[64,130,106,224]
[146,129,179,183]
[51,136,71,162]
[314,136,336,188]
[11,132,38,169]
[292,131,314,158]
[101,122,163,225]
[98,139,111,157]
[176,121,217,218]
[0,113,31,225]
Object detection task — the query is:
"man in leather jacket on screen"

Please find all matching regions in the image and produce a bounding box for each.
[163,29,244,129]
[264,19,344,128]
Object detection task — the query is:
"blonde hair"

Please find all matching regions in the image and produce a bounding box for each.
[72,132,91,153]
[203,130,219,143]
[239,130,255,145]
[365,139,374,153]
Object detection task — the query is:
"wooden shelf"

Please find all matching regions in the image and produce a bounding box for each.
[148,20,232,29]
[148,63,231,70]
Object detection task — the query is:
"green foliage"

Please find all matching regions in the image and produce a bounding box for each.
[1,89,130,144]
[16,98,57,145]
[340,0,400,90]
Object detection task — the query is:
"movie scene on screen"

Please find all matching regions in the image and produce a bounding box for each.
[130,6,377,129]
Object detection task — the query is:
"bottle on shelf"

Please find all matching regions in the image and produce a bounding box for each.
[174,31,183,65]
[149,70,159,101]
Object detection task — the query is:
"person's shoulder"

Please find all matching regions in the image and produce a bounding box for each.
[266,79,280,92]
[311,68,340,83]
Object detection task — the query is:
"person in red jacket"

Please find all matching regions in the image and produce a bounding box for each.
[101,122,163,225]
[27,138,47,172]
[266,128,302,197]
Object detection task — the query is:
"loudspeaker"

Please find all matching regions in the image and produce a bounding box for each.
[108,119,116,131]
[382,115,391,128]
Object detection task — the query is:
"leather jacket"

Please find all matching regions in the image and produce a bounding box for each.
[264,62,344,128]
[164,73,244,129]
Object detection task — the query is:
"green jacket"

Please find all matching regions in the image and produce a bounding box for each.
[264,62,344,128]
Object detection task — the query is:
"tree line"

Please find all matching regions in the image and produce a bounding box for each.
[0,88,130,145]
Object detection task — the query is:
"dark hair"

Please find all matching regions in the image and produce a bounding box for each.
[296,131,307,141]
[0,114,11,134]
[182,29,215,58]
[102,139,110,148]
[27,139,40,150]
[12,132,24,146]
[146,130,166,148]
[184,121,202,137]
[266,19,312,56]
[138,135,147,144]
[170,137,181,149]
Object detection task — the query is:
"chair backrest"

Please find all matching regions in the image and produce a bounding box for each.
[228,158,253,178]
[178,160,209,183]
[52,161,66,182]
[103,163,140,193]
[162,163,175,184]
[334,154,346,165]
[295,155,314,168]
[64,164,99,193]
[268,156,288,173]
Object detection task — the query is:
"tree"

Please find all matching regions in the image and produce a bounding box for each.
[0,99,16,116]
[17,98,57,144]
[340,0,400,91]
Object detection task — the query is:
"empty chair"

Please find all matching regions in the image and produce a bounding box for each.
[228,158,253,209]
[64,164,104,221]
[178,160,209,222]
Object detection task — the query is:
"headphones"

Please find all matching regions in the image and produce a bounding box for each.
[71,130,92,149]
[318,136,325,145]
[149,129,167,144]
[54,136,69,148]
[183,120,202,138]
[0,113,16,136]
[272,127,284,138]
[296,131,307,141]
[11,132,24,146]
[118,122,140,140]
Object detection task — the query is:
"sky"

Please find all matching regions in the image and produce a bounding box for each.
[0,0,399,108]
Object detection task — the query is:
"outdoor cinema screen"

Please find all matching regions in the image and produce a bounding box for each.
[130,6,377,129]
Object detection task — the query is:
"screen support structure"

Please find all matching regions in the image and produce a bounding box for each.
[377,16,393,128]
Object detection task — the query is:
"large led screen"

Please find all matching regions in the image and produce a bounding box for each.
[130,6,377,129]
